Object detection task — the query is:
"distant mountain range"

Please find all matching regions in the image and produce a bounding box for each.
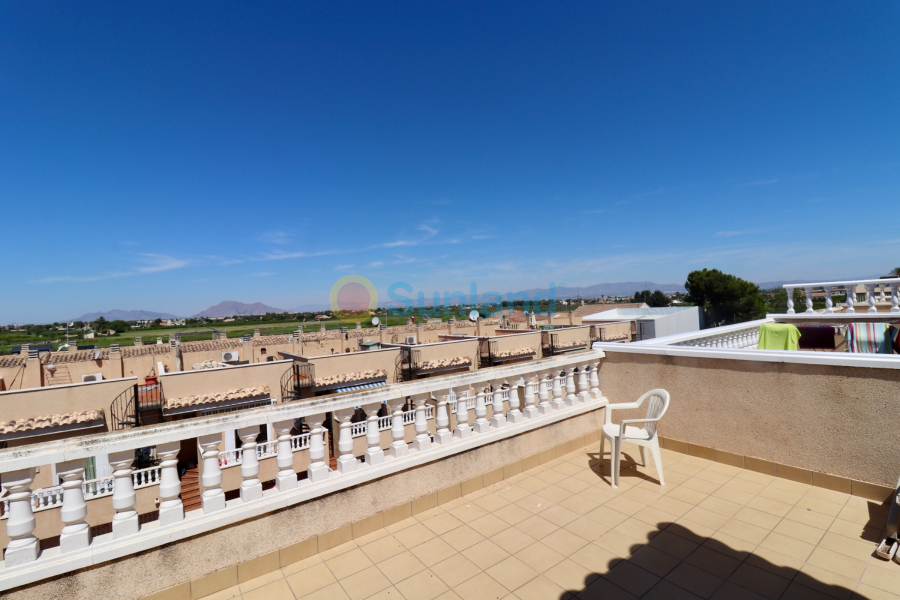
[191,301,287,318]
[76,309,180,321]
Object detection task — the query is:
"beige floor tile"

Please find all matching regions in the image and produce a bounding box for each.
[577,576,639,599]
[203,585,242,600]
[568,541,622,574]
[474,493,511,513]
[711,485,755,506]
[542,527,591,556]
[746,495,793,518]
[544,558,599,591]
[415,506,446,521]
[464,539,510,570]
[710,581,768,600]
[628,545,681,578]
[669,518,718,544]
[240,570,284,593]
[644,579,705,600]
[694,469,734,485]
[321,540,360,561]
[386,517,418,534]
[595,529,642,558]
[454,571,510,600]
[355,528,391,547]
[604,560,661,597]
[614,517,660,544]
[378,551,427,584]
[733,507,782,531]
[806,546,866,581]
[667,485,709,506]
[497,485,532,503]
[282,553,324,576]
[769,478,810,494]
[632,504,680,529]
[698,496,743,518]
[702,530,757,561]
[665,562,724,599]
[680,477,722,495]
[861,561,900,595]
[584,505,629,529]
[682,506,730,530]
[515,495,551,515]
[516,477,547,493]
[758,532,815,562]
[361,536,408,563]
[558,477,593,496]
[684,546,740,579]
[513,574,571,600]
[780,581,838,600]
[838,505,886,528]
[448,501,489,522]
[430,553,482,588]
[718,519,771,545]
[327,548,375,580]
[393,523,437,550]
[564,515,609,543]
[743,545,804,580]
[492,527,537,555]
[392,569,448,600]
[470,513,512,537]
[727,562,790,600]
[647,530,700,560]
[485,556,539,591]
[816,531,878,561]
[367,586,405,600]
[495,503,533,526]
[795,564,856,600]
[559,494,600,516]
[421,512,465,536]
[621,485,664,505]
[286,562,337,598]
[340,566,393,600]
[772,518,826,546]
[514,541,567,573]
[853,584,900,600]
[724,477,767,496]
[758,486,803,506]
[827,518,881,543]
[410,537,457,567]
[537,486,575,504]
[442,524,485,551]
[242,577,295,600]
[517,514,559,539]
[604,495,646,517]
[795,495,844,518]
[735,469,775,485]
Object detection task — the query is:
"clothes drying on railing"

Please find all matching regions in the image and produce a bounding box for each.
[796,325,838,351]
[756,323,801,351]
[890,325,900,354]
[842,323,891,354]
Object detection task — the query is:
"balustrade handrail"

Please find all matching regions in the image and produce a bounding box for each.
[218,433,310,468]
[783,277,900,288]
[782,278,900,315]
[349,405,435,438]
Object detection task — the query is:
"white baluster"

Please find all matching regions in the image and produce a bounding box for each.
[867,284,877,313]
[845,285,856,313]
[2,468,39,565]
[589,360,602,400]
[109,451,139,537]
[804,287,814,313]
[891,283,899,314]
[473,388,490,433]
[786,287,795,314]
[307,413,331,481]
[825,287,834,314]
[274,419,298,491]
[198,434,226,512]
[490,380,507,429]
[237,426,262,501]
[564,366,578,407]
[522,377,538,418]
[577,365,590,403]
[156,442,183,525]
[334,409,358,474]
[453,386,473,439]
[537,372,552,415]
[551,370,565,410]
[413,394,432,451]
[507,379,523,424]
[388,399,409,458]
[434,396,452,445]
[57,460,91,553]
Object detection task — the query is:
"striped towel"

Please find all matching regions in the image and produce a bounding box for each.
[841,323,890,353]
[890,324,900,354]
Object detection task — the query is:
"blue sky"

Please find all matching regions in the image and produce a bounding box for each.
[2,2,898,322]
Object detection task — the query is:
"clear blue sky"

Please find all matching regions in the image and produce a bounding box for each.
[2,2,898,322]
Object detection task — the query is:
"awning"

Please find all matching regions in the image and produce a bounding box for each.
[334,381,387,394]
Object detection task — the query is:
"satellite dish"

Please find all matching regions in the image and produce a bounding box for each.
[372,317,380,326]
[469,310,479,322]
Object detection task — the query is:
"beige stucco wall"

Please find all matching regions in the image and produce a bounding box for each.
[489,331,542,361]
[5,408,604,600]
[0,377,136,429]
[304,349,401,385]
[159,361,290,406]
[598,351,900,487]
[541,325,592,350]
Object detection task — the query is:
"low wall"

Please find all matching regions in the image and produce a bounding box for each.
[5,408,604,600]
[159,360,290,405]
[598,350,900,489]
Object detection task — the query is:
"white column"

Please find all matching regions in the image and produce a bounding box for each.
[434,396,452,445]
[2,468,39,565]
[389,399,409,458]
[507,379,523,424]
[489,380,507,428]
[891,283,899,314]
[306,413,330,481]
[57,460,91,553]
[845,285,856,313]
[589,361,602,400]
[537,372,552,415]
[473,387,490,433]
[522,376,538,418]
[867,284,877,313]
[564,366,578,407]
[198,434,226,512]
[453,386,473,439]
[334,409,358,474]
[413,394,432,451]
[804,286,814,313]
[824,288,834,314]
[156,442,183,526]
[109,450,139,537]
[274,419,298,491]
[577,365,590,403]
[786,287,795,314]
[551,369,565,410]
[364,402,385,465]
[237,426,263,501]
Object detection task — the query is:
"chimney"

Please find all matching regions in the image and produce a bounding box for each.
[23,347,43,389]
[241,336,253,362]
[253,328,260,338]
[134,337,143,347]
[379,324,387,344]
[19,343,29,356]
[319,323,326,332]
[157,337,163,345]
[109,344,124,379]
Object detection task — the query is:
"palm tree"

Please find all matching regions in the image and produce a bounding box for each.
[891,267,900,277]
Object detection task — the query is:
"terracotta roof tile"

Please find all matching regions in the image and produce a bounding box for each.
[164,385,271,410]
[0,409,104,435]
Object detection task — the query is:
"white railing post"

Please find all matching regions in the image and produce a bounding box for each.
[589,360,602,400]
[867,284,877,313]
[564,366,578,407]
[434,396,452,445]
[306,413,330,482]
[825,287,834,314]
[551,369,565,410]
[891,283,900,314]
[506,379,523,424]
[522,377,538,418]
[198,434,226,513]
[538,372,552,415]
[334,409,358,474]
[845,285,855,313]
[453,386,473,439]
[388,399,409,458]
[237,426,262,502]
[577,364,590,403]
[108,450,139,537]
[473,387,490,433]
[156,442,183,526]
[364,402,385,465]
[2,468,39,565]
[489,380,507,429]
[786,287,795,314]
[274,419,298,492]
[57,460,90,553]
[804,286,814,313]
[413,394,432,451]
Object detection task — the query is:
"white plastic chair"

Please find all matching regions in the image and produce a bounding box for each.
[600,389,669,488]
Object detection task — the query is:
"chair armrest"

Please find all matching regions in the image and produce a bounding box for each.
[604,401,641,425]
[618,418,661,438]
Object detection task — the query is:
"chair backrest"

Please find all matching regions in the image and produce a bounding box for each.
[640,389,670,437]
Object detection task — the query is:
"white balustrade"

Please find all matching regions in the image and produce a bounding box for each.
[156,442,183,526]
[109,451,139,537]
[453,386,472,439]
[237,427,262,501]
[522,377,538,418]
[413,394,432,451]
[335,409,358,474]
[506,380,523,424]
[577,365,590,403]
[783,278,900,316]
[274,419,298,492]
[434,397,452,445]
[2,468,39,565]
[564,366,578,407]
[589,361,602,400]
[199,434,226,513]
[672,324,760,349]
[365,409,385,466]
[473,388,490,433]
[537,372,552,415]
[490,380,507,429]
[306,414,330,482]
[551,370,565,410]
[388,398,409,458]
[57,460,90,553]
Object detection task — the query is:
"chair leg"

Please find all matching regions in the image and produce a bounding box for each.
[639,446,647,467]
[612,438,621,488]
[600,432,605,461]
[649,439,664,486]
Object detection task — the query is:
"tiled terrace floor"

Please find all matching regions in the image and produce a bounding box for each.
[199,443,899,600]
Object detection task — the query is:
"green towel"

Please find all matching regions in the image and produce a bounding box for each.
[757,323,801,350]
